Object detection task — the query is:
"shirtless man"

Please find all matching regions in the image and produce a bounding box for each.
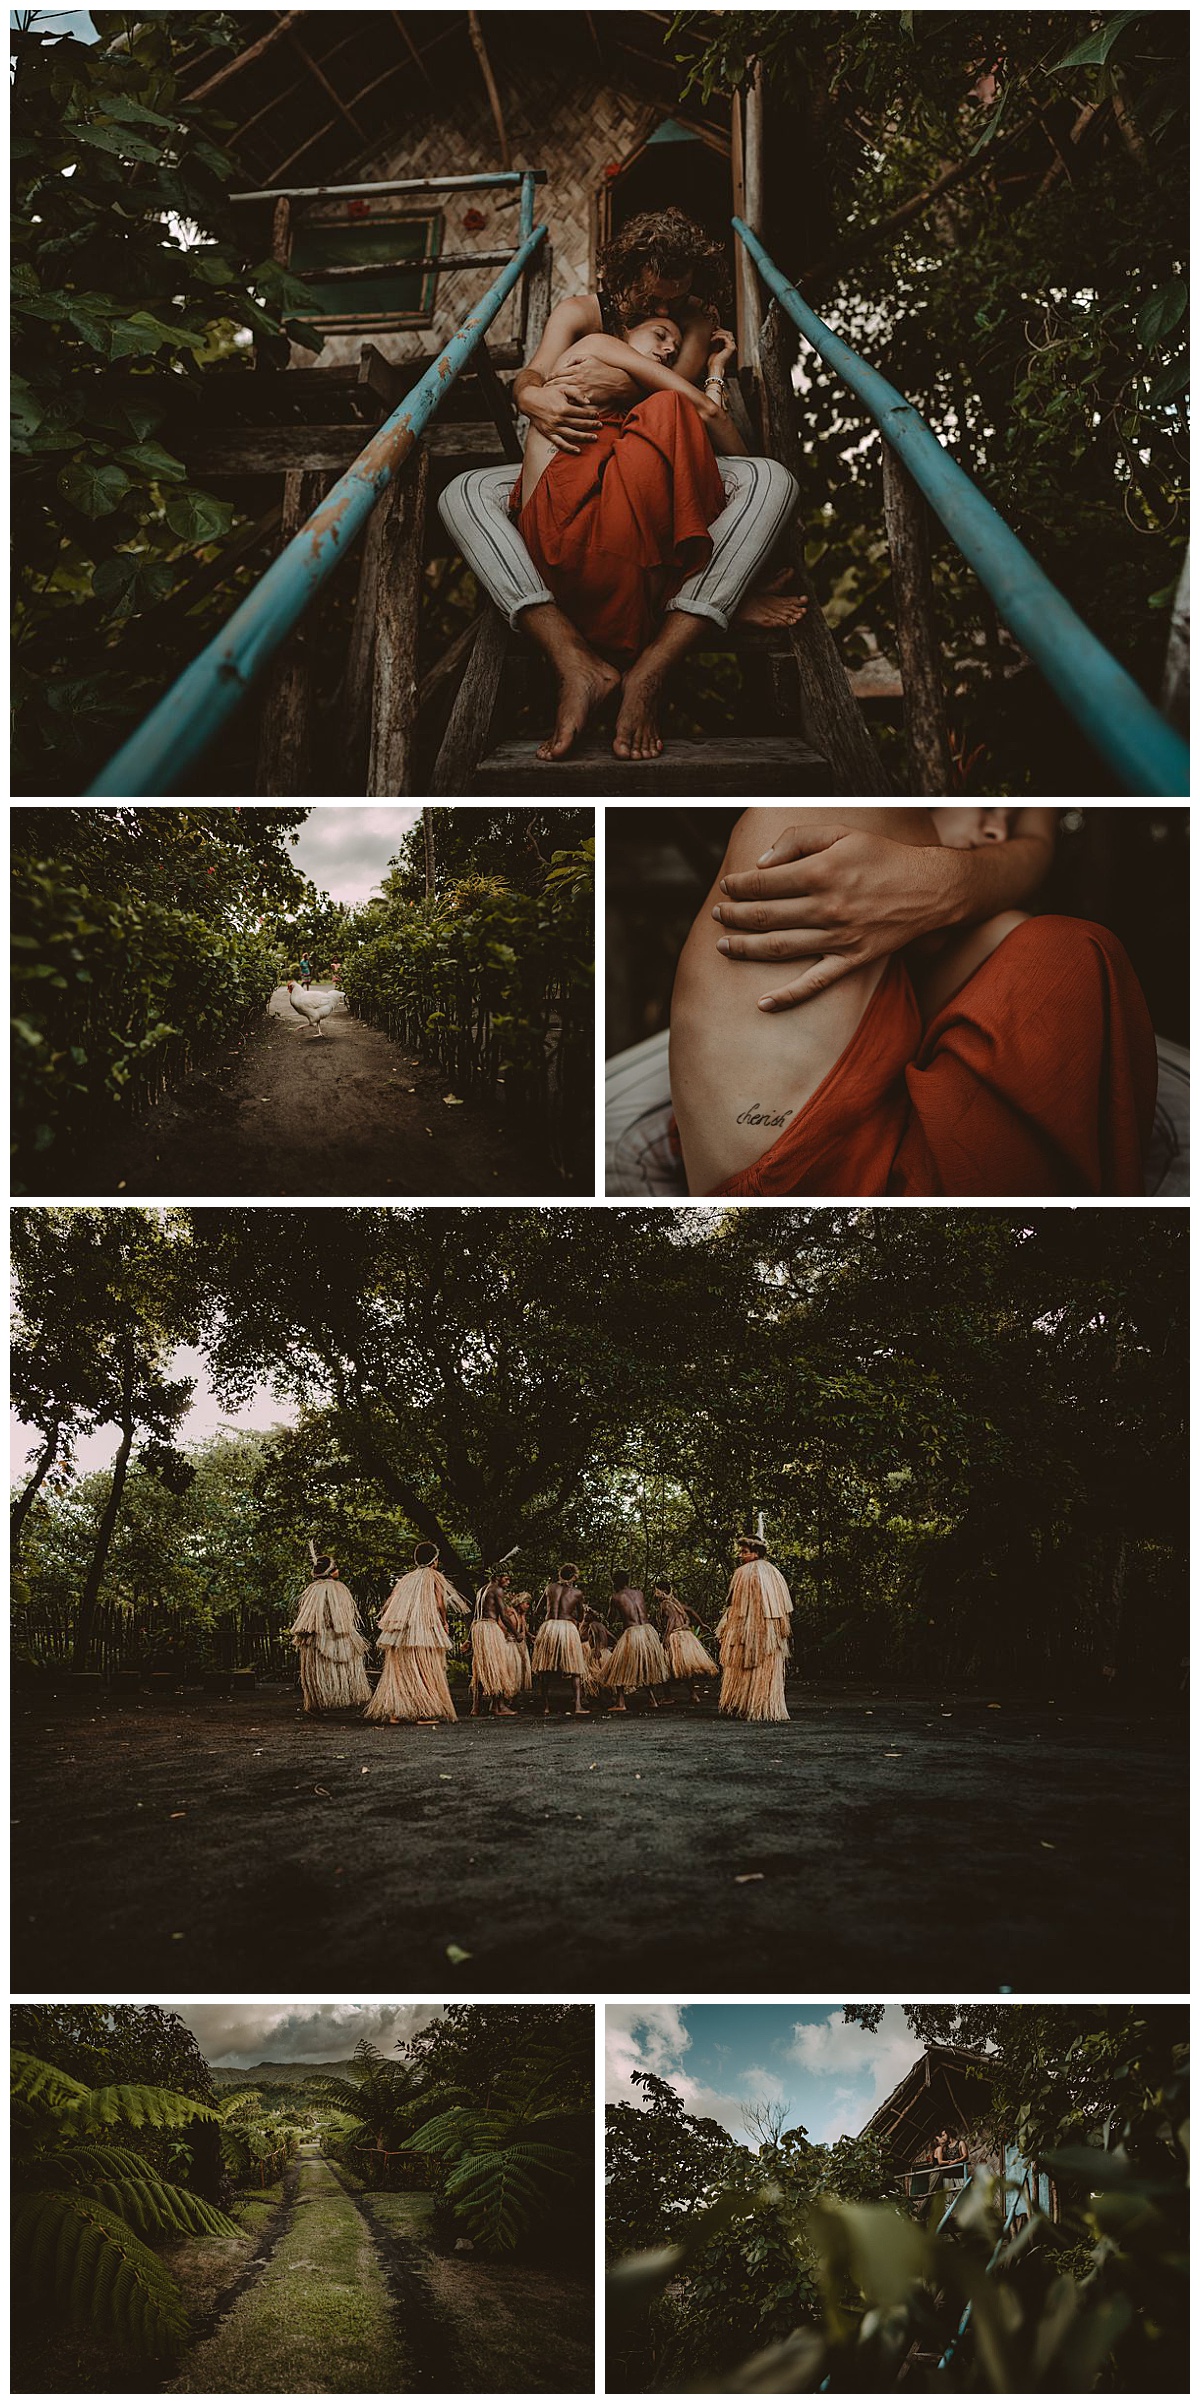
[530,1560,590,1717]
[439,207,802,764]
[600,1572,670,1713]
[670,806,1060,1194]
[653,1579,719,1706]
[469,1569,520,1718]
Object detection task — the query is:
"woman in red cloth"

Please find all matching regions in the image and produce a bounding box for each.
[669,807,1157,1197]
[518,313,736,661]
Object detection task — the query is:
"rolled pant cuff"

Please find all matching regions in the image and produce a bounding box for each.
[666,595,729,630]
[510,585,556,625]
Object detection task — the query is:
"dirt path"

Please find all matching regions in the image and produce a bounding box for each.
[78,987,556,1197]
[363,2192,593,2393]
[12,1682,1186,1992]
[167,2146,408,2394]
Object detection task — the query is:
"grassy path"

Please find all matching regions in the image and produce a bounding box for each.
[167,2147,408,2394]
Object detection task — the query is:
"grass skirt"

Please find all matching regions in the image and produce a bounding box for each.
[296,1638,371,1712]
[366,1644,456,1723]
[531,1618,587,1677]
[718,1655,789,1721]
[471,1616,522,1698]
[666,1628,718,1679]
[602,1622,669,1691]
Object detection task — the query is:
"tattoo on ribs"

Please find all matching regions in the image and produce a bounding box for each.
[736,1100,794,1130]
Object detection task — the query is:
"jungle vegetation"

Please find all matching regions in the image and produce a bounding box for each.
[607,2004,1189,2391]
[12,13,1188,797]
[10,805,594,1193]
[11,1205,1185,1700]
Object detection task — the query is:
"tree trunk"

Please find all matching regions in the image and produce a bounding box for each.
[422,805,436,897]
[11,1422,61,1558]
[881,444,953,794]
[71,1375,136,1672]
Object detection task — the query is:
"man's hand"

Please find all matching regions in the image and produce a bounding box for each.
[712,822,957,1011]
[707,326,737,372]
[521,378,602,454]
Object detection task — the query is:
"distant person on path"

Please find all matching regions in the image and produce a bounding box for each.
[601,1571,669,1712]
[531,1561,591,1717]
[717,1534,793,1723]
[289,1545,372,1713]
[470,1569,521,1717]
[298,954,314,990]
[653,1577,719,1704]
[670,805,1157,1196]
[366,1543,466,1725]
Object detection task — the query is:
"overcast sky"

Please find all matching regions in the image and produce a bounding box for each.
[11,1342,300,1483]
[289,807,419,907]
[176,2003,445,2068]
[606,2005,924,2148]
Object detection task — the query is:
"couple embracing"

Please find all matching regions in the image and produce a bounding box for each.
[439,207,803,763]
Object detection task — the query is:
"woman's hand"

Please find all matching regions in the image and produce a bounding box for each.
[712,822,958,1010]
[707,326,737,373]
[521,378,602,454]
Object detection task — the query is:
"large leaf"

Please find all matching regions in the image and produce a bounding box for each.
[164,486,235,544]
[1051,12,1143,71]
[73,122,165,164]
[117,438,189,483]
[62,2080,218,2135]
[57,459,131,517]
[13,2187,189,2353]
[1136,279,1188,351]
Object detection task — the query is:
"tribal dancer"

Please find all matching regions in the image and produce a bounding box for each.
[717,1530,793,1722]
[653,1576,719,1704]
[289,1545,372,1713]
[366,1542,468,1725]
[470,1567,521,1718]
[531,1561,591,1717]
[601,1571,669,1711]
[507,1589,534,1696]
[581,1605,615,1698]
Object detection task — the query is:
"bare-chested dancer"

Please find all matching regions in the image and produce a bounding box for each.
[600,1571,670,1712]
[530,1560,591,1717]
[653,1577,719,1705]
[469,1569,520,1718]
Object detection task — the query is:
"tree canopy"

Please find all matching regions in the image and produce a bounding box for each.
[12,1205,1185,1689]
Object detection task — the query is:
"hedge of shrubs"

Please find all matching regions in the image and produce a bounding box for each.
[12,857,282,1186]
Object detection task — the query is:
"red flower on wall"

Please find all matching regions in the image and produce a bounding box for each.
[347,198,370,218]
[463,207,487,230]
[603,163,621,179]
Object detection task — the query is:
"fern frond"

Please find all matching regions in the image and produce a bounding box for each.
[442,2142,576,2250]
[303,2076,368,2116]
[11,2051,91,2115]
[403,2103,486,2155]
[62,2082,218,2135]
[45,2148,240,2239]
[14,2188,190,2353]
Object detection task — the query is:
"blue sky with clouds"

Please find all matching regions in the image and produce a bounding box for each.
[606,2005,924,2147]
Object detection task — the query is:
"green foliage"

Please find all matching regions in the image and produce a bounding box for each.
[12,2045,239,2360]
[399,2006,593,2255]
[10,808,307,1185]
[11,14,324,789]
[670,9,1188,790]
[610,2012,1189,2392]
[341,837,594,1187]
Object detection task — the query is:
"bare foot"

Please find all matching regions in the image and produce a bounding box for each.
[571,1706,591,1717]
[537,654,619,761]
[613,662,664,760]
[736,569,809,630]
[496,1703,517,1716]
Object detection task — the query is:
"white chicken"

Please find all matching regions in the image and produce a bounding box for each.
[286,981,340,1038]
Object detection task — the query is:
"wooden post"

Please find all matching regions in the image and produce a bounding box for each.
[1160,544,1189,733]
[473,340,522,461]
[881,443,953,794]
[742,63,765,385]
[758,325,892,794]
[366,444,430,796]
[431,609,510,795]
[255,469,330,795]
[343,497,390,782]
[759,300,801,482]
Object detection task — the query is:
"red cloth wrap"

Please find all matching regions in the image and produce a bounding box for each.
[517,390,724,663]
[706,917,1157,1198]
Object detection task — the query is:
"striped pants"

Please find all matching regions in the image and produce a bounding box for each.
[438,454,799,633]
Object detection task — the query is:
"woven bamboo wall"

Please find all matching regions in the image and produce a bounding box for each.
[304,61,656,367]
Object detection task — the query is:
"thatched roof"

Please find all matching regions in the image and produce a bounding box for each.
[860,2045,996,2162]
[167,9,728,190]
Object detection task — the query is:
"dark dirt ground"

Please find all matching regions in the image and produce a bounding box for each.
[13,1680,1185,1992]
[66,989,560,1198]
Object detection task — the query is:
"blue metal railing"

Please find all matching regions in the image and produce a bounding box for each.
[90,206,545,796]
[734,217,1189,797]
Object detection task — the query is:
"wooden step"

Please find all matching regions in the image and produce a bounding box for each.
[470,733,830,797]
